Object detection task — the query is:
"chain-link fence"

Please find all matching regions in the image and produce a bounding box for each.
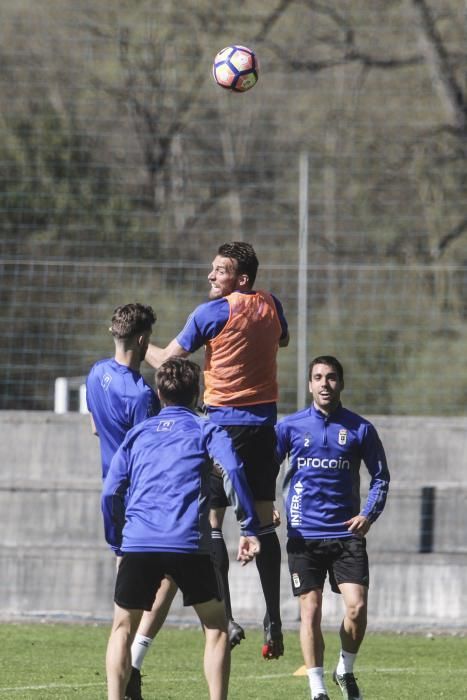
[2,257,466,414]
[1,1,466,414]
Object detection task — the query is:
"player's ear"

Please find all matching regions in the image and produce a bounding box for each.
[238,273,249,288]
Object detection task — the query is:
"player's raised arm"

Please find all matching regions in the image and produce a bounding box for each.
[145,338,189,369]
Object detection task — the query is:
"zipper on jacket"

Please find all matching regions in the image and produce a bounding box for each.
[322,416,329,446]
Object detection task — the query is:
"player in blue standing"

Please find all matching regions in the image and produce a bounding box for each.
[102,358,261,700]
[276,356,390,700]
[145,241,289,658]
[86,303,177,700]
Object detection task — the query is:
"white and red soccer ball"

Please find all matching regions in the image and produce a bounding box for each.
[212,45,259,93]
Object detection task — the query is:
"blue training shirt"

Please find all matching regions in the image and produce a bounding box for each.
[176,293,288,426]
[276,403,390,539]
[86,358,160,479]
[101,405,260,554]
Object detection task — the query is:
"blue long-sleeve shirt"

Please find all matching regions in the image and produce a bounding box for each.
[102,405,260,554]
[86,358,160,479]
[276,404,390,539]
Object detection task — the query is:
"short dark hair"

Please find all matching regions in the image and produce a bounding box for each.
[110,303,156,340]
[217,241,259,286]
[308,355,344,382]
[156,358,201,407]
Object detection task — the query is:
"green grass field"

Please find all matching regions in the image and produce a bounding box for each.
[0,623,464,699]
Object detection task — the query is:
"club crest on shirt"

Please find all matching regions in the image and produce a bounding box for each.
[101,373,112,391]
[338,429,348,445]
[156,420,174,432]
[303,432,312,447]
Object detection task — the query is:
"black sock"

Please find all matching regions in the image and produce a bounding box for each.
[255,526,282,628]
[211,528,233,620]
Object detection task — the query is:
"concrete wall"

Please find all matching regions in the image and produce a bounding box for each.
[1,411,466,630]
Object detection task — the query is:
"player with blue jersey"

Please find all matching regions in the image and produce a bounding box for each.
[86,303,177,700]
[145,241,289,658]
[86,305,160,480]
[276,356,390,700]
[103,358,260,700]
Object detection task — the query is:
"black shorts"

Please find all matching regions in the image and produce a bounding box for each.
[114,552,222,610]
[287,536,369,596]
[210,424,279,507]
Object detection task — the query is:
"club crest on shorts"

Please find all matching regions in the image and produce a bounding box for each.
[292,572,301,588]
[338,429,348,445]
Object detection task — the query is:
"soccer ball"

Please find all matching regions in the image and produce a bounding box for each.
[212,45,259,93]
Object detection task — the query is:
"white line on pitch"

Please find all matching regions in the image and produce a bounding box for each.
[1,667,465,694]
[0,682,104,693]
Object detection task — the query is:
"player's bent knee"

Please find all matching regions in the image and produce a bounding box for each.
[346,599,367,623]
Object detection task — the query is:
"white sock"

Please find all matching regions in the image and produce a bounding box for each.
[336,649,357,675]
[307,666,327,697]
[131,633,153,670]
